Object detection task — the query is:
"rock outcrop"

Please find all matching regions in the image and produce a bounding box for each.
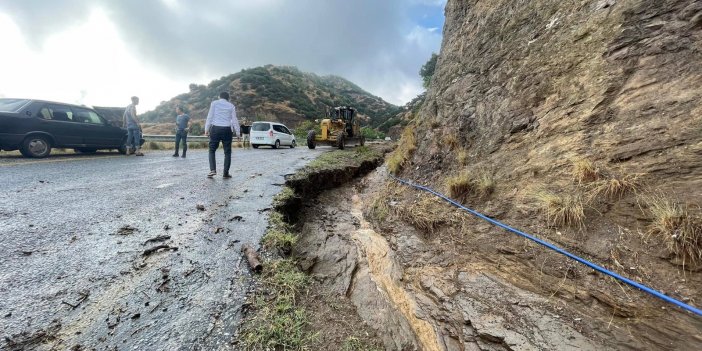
[416,0,702,189]
[370,0,702,350]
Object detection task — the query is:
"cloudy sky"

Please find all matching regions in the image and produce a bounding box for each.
[0,0,445,111]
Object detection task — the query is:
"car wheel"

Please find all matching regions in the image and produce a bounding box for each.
[75,148,97,153]
[252,144,259,149]
[21,135,52,158]
[117,145,128,154]
[290,140,296,148]
[337,134,345,150]
[274,140,280,149]
[306,131,316,149]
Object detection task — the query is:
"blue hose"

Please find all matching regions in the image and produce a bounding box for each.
[389,174,702,317]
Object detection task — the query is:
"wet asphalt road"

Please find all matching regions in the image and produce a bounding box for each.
[0,147,322,350]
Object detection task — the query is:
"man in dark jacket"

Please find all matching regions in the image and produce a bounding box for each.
[173,106,190,158]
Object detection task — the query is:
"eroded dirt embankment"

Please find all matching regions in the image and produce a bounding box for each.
[293,168,620,351]
[267,154,701,350]
[255,148,596,350]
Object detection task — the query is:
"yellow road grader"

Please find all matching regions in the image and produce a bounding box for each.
[306,106,365,149]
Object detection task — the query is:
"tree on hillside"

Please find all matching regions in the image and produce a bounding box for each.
[420,53,438,88]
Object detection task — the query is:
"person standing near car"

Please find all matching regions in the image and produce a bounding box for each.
[123,96,144,156]
[204,92,240,178]
[173,105,190,158]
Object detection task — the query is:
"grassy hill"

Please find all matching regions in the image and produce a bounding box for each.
[140,65,400,129]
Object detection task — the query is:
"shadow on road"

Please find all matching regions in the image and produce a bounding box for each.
[0,150,123,160]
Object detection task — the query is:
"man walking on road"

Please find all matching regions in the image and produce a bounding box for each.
[123,96,144,156]
[204,92,240,178]
[173,106,190,158]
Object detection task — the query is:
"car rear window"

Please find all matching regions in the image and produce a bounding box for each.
[252,122,270,131]
[0,99,31,113]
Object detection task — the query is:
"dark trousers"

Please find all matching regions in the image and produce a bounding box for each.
[209,126,233,173]
[175,130,188,155]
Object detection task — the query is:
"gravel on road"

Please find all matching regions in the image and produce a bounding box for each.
[0,147,322,350]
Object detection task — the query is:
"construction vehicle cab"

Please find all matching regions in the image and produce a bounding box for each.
[306,106,364,150]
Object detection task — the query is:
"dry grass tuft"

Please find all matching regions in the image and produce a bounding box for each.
[572,158,601,184]
[366,181,402,222]
[369,193,391,222]
[446,171,473,200]
[534,191,586,229]
[395,195,451,233]
[367,181,462,235]
[646,196,702,266]
[445,170,495,202]
[587,172,643,201]
[457,150,469,166]
[444,133,460,150]
[387,125,417,174]
[475,171,496,198]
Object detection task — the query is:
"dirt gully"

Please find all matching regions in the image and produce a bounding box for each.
[291,166,701,351]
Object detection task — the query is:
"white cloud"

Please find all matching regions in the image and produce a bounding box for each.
[0,1,444,109]
[0,11,187,111]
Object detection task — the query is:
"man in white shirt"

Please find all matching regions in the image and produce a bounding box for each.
[204,92,241,178]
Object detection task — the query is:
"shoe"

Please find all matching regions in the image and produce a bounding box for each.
[181,155,186,158]
[207,171,217,178]
[172,154,179,157]
[128,148,135,155]
[223,173,232,179]
[135,151,144,156]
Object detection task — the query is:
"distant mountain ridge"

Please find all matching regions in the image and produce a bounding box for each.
[141,65,400,128]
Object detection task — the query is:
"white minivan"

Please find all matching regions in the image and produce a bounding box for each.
[250,121,296,149]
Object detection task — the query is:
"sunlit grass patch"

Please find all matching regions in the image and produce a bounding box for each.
[241,259,314,350]
[586,172,643,201]
[387,125,416,174]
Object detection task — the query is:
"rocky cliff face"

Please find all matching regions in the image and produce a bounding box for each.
[417,0,701,183]
[374,0,702,349]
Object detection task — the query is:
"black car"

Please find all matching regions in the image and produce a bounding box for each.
[0,98,130,158]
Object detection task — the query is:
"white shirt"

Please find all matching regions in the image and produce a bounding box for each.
[205,98,240,136]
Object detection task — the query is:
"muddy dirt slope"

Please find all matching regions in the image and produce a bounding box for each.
[370,0,702,350]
